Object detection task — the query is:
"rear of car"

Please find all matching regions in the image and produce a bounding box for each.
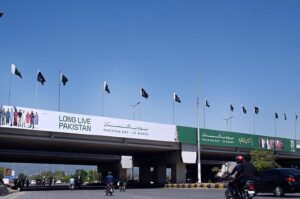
[255,168,300,197]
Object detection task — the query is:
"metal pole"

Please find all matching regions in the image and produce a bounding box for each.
[274,118,277,137]
[229,109,232,131]
[295,114,297,140]
[197,97,202,183]
[58,71,61,112]
[34,70,39,107]
[101,83,104,116]
[8,71,12,105]
[203,105,206,129]
[173,99,175,124]
[253,113,256,135]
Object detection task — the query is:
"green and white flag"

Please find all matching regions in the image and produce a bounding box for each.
[11,64,22,78]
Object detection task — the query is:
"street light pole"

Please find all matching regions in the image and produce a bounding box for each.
[223,116,233,131]
[130,102,141,120]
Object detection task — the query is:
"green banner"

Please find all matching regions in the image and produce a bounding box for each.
[177,126,296,152]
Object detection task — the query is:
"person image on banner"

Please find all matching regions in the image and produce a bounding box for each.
[5,108,10,125]
[34,112,39,126]
[14,109,18,126]
[26,111,30,127]
[30,111,35,129]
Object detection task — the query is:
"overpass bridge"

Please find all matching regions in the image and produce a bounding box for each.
[1,105,300,184]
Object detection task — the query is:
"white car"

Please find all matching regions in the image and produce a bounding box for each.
[55,180,62,184]
[30,180,36,185]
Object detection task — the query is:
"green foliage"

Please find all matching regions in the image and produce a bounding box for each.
[74,169,88,183]
[18,173,27,181]
[0,167,4,182]
[250,149,279,172]
[87,170,100,182]
[211,166,220,174]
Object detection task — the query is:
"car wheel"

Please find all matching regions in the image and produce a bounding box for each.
[274,186,285,197]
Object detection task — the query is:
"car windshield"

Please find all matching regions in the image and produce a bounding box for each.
[279,168,300,175]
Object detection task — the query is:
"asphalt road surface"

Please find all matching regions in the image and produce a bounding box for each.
[4,188,300,199]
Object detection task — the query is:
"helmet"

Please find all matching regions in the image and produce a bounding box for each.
[107,171,112,175]
[235,155,244,163]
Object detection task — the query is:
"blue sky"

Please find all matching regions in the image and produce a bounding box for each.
[1,0,300,140]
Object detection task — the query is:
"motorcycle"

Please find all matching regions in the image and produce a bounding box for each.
[118,181,126,192]
[105,183,114,196]
[225,180,255,199]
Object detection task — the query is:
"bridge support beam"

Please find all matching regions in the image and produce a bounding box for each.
[171,163,186,183]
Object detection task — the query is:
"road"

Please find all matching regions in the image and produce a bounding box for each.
[3,188,300,199]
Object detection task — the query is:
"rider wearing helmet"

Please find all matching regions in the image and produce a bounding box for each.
[104,171,114,185]
[226,155,255,195]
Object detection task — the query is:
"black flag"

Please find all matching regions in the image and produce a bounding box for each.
[140,88,148,98]
[275,112,279,119]
[60,73,68,86]
[174,93,181,103]
[11,64,22,78]
[254,106,259,114]
[296,114,298,121]
[242,106,247,114]
[37,71,46,85]
[284,113,287,120]
[230,104,234,112]
[104,81,110,93]
[205,99,210,107]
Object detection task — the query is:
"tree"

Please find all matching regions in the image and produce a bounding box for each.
[0,167,4,183]
[250,149,279,173]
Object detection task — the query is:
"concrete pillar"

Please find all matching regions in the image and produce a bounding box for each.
[171,163,186,183]
[97,161,123,180]
[155,164,166,185]
[139,165,151,185]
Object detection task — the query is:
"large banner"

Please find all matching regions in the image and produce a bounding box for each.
[201,129,296,152]
[0,105,178,142]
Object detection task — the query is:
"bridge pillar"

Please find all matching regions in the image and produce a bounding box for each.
[155,164,167,185]
[171,163,186,183]
[139,165,152,185]
[97,161,123,180]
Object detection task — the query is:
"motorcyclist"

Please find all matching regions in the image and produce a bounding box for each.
[104,171,115,192]
[226,155,255,196]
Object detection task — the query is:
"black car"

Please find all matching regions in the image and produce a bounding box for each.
[255,168,300,197]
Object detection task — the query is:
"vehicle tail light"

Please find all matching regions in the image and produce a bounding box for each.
[247,183,255,190]
[286,177,296,183]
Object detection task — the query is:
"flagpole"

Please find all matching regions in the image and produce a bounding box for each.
[8,69,12,105]
[295,113,297,140]
[229,107,232,132]
[140,94,142,120]
[196,71,202,183]
[173,96,175,124]
[253,112,256,135]
[274,117,277,138]
[58,71,61,112]
[34,70,39,107]
[101,81,104,116]
[34,80,38,107]
[203,105,206,129]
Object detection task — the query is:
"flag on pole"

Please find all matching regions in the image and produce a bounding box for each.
[205,99,210,107]
[104,81,110,93]
[140,88,149,98]
[60,73,68,86]
[254,106,259,114]
[230,104,234,112]
[37,71,46,85]
[174,93,181,103]
[296,114,298,121]
[275,112,279,119]
[11,64,22,78]
[242,106,247,114]
[284,113,287,120]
